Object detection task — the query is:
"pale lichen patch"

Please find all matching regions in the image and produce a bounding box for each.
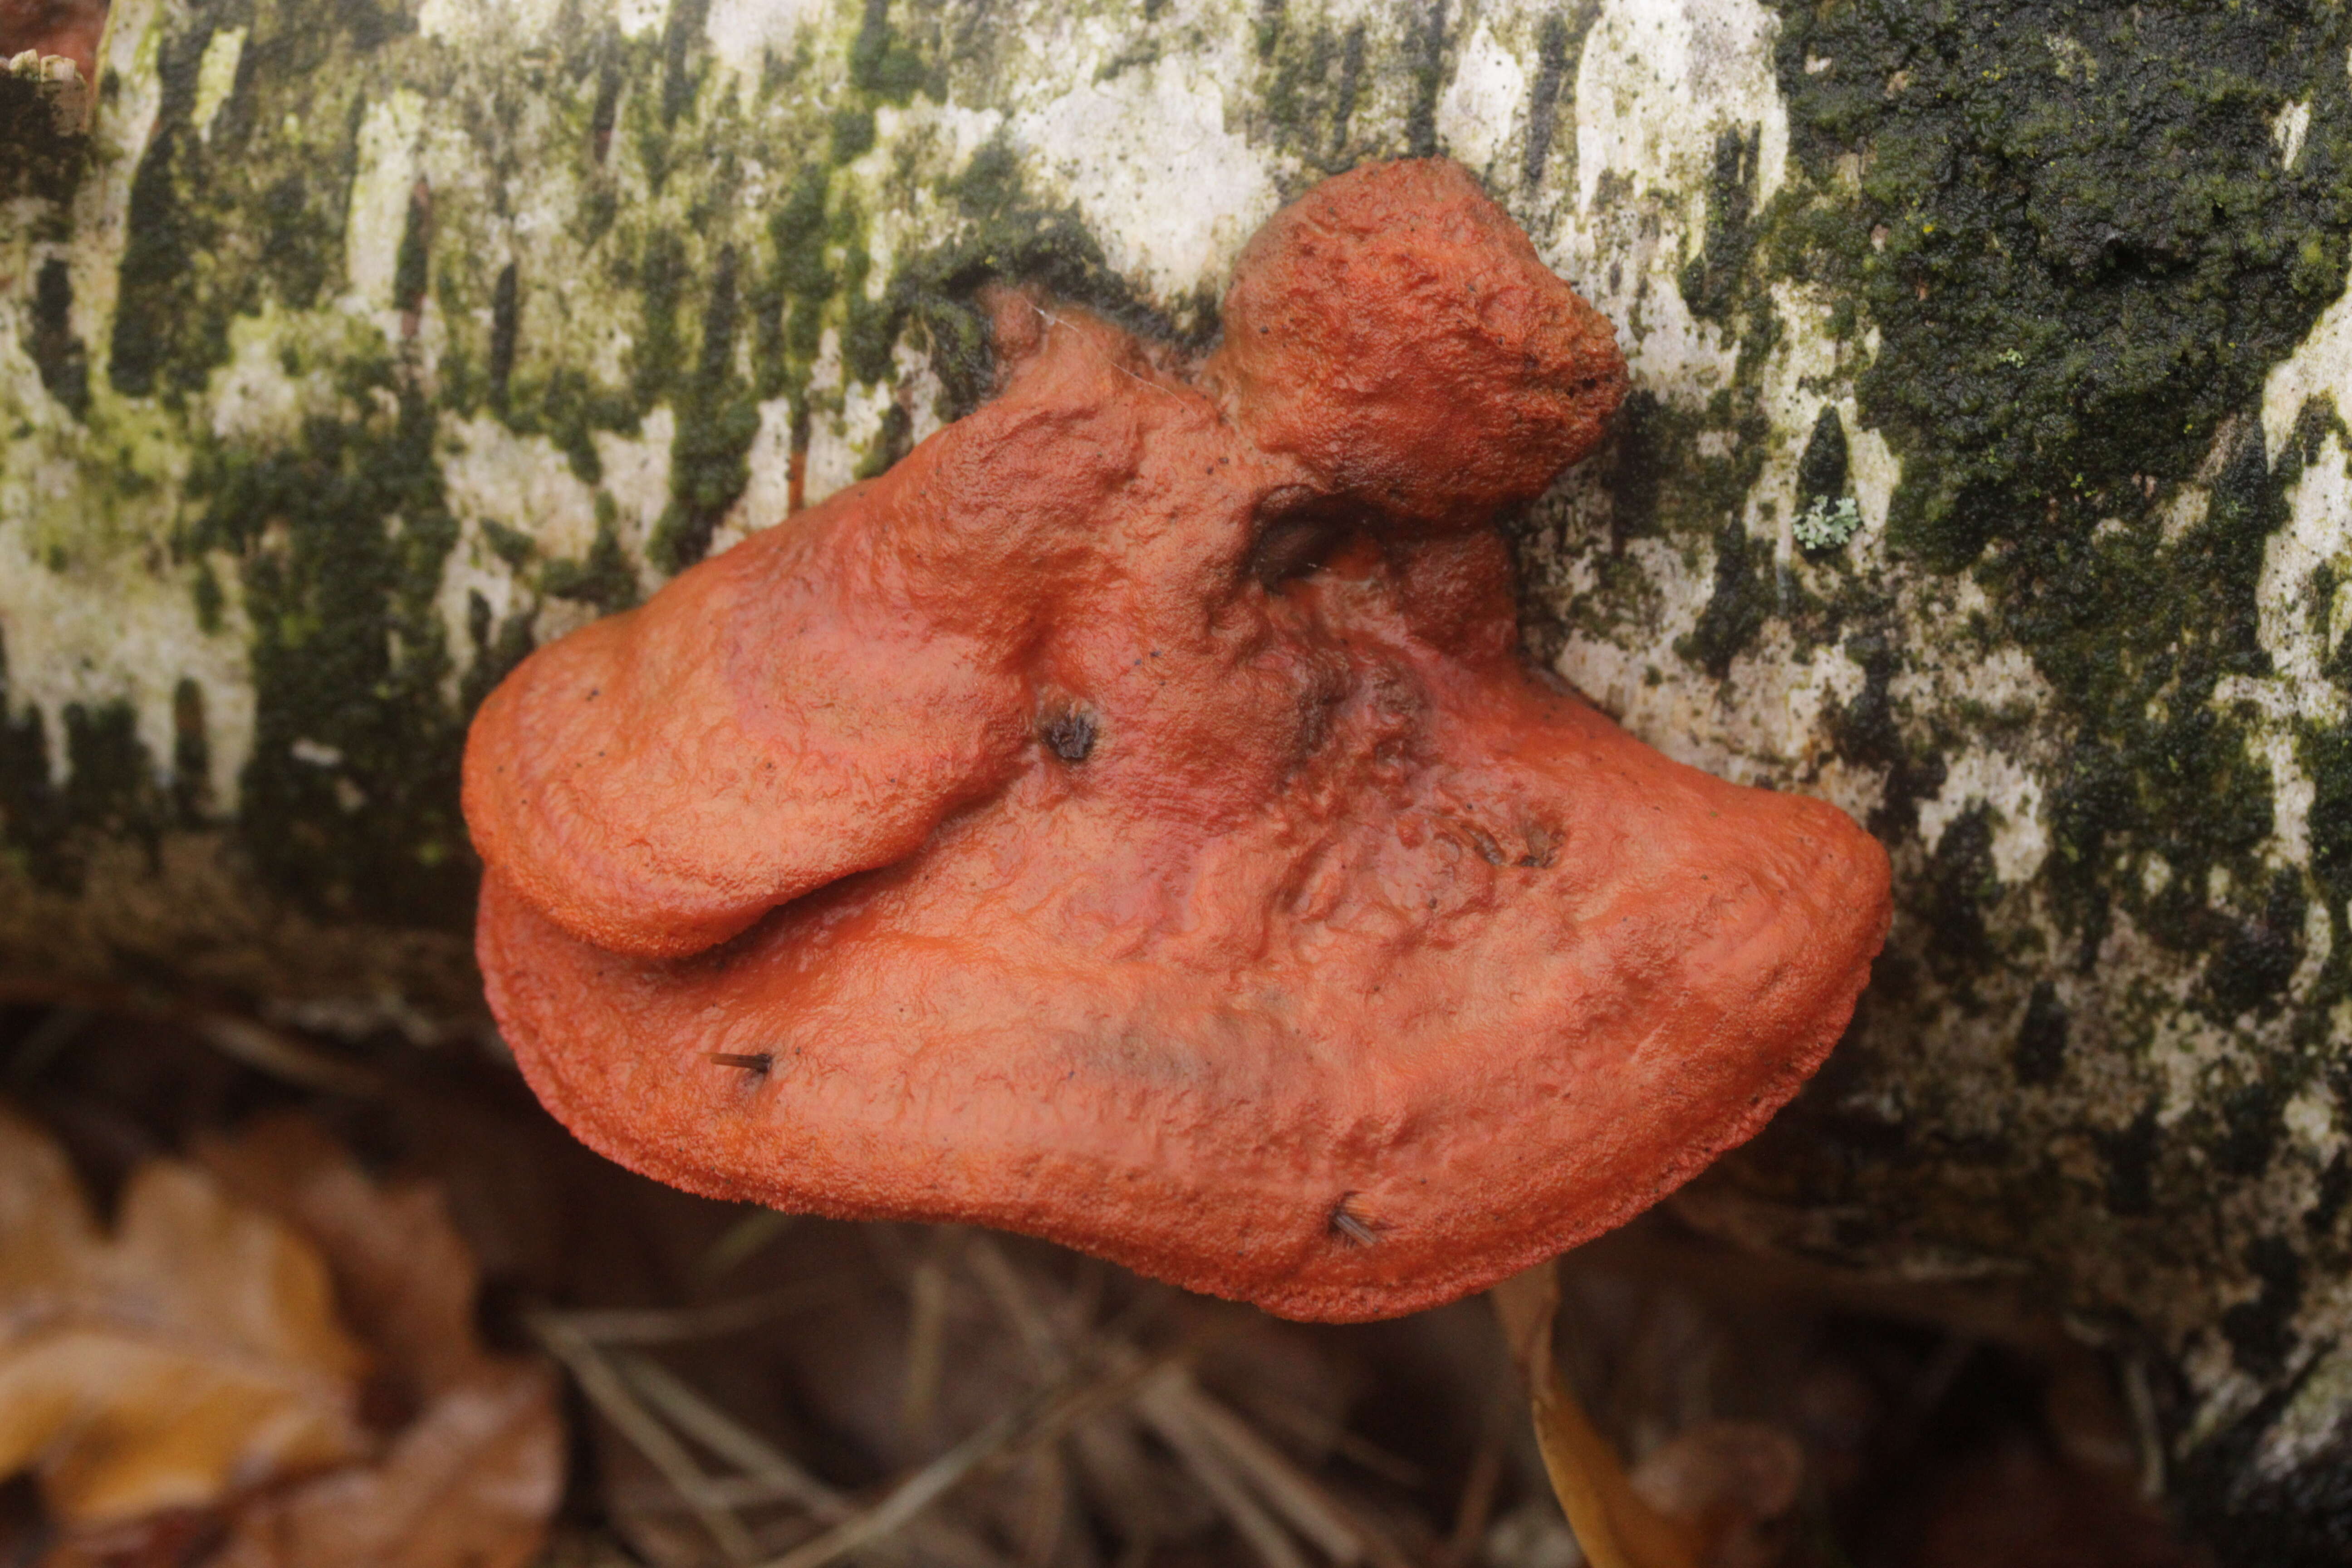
[592,407,677,566]
[1432,21,1526,181]
[191,26,245,143]
[725,395,800,546]
[701,0,832,72]
[416,0,574,45]
[1009,58,1277,304]
[1914,745,2050,889]
[344,90,429,315]
[1846,421,1899,536]
[1571,0,1785,224]
[2275,97,2314,173]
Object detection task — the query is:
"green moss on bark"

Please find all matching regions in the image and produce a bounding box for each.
[1771,1,2352,1000]
[110,0,409,403]
[187,369,472,927]
[0,64,88,206]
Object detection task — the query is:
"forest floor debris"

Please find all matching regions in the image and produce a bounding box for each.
[0,1093,559,1568]
[0,1002,2212,1568]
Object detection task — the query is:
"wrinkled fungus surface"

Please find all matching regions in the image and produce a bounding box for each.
[465,160,1891,1322]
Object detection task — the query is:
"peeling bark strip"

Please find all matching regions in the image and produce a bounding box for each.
[6,0,2352,1547]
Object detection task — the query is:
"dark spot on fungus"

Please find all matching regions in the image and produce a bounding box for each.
[1249,500,1352,590]
[1041,707,1098,764]
[709,1051,773,1074]
[1329,1197,1379,1247]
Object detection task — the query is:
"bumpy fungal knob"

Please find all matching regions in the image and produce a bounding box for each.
[463,158,1891,1323]
[1208,158,1625,524]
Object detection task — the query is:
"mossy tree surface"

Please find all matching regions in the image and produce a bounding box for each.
[6,0,2352,1550]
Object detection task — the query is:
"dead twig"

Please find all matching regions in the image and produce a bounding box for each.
[755,1345,1172,1568]
[695,1210,801,1287]
[529,1311,760,1565]
[1440,1422,1507,1568]
[614,1352,849,1522]
[1014,1447,1070,1568]
[759,1411,1020,1568]
[1169,1377,1387,1566]
[1135,1368,1311,1568]
[965,1234,1070,1374]
[610,1352,1012,1568]
[901,1229,960,1439]
[549,1280,853,1345]
[192,1014,384,1097]
[1233,1389,1426,1490]
[966,1234,1410,1568]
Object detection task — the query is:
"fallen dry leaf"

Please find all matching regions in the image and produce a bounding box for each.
[1628,1421,1803,1568]
[0,1108,369,1528]
[0,1105,561,1568]
[200,1117,494,1412]
[1490,1259,1704,1568]
[209,1358,561,1568]
[199,1114,564,1568]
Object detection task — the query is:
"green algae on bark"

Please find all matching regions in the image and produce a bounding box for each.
[1733,5,2352,1547]
[185,372,472,927]
[1761,0,2352,1039]
[0,52,92,206]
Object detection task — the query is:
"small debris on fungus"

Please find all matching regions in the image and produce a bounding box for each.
[464,158,1892,1323]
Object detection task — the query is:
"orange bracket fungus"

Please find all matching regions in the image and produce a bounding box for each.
[464,159,1892,1323]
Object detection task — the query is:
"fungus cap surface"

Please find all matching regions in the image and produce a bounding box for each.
[464,159,1892,1322]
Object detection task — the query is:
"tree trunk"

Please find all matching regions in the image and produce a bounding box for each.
[5,0,2352,1552]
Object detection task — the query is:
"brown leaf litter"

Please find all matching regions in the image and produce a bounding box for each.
[0,1106,561,1568]
[0,1002,2222,1568]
